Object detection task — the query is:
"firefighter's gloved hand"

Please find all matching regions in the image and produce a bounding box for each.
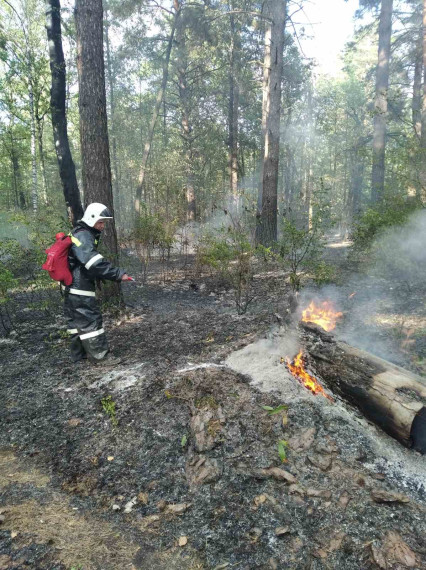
[121,274,135,281]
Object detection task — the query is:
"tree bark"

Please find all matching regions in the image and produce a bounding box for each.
[35,113,48,203]
[175,4,196,222]
[45,0,83,224]
[228,10,240,207]
[371,0,393,203]
[300,323,426,453]
[28,82,38,212]
[75,0,120,299]
[256,0,286,247]
[104,7,121,221]
[420,0,426,193]
[134,7,179,217]
[412,31,422,139]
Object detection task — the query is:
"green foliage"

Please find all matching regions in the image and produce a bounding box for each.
[101,395,118,427]
[351,197,420,255]
[278,439,289,463]
[261,404,288,416]
[277,217,327,293]
[313,261,337,286]
[0,266,16,304]
[196,215,260,314]
[129,207,177,279]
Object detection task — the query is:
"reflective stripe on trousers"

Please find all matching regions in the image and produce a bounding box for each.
[64,291,108,362]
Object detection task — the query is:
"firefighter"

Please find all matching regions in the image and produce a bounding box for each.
[64,203,133,363]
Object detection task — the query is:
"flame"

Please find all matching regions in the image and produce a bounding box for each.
[284,351,332,400]
[302,300,343,332]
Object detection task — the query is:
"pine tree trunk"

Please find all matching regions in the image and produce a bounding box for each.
[371,0,393,203]
[413,31,422,139]
[256,0,286,247]
[134,7,179,217]
[104,8,121,222]
[176,9,196,222]
[75,0,120,298]
[46,0,83,223]
[420,0,426,193]
[228,10,240,207]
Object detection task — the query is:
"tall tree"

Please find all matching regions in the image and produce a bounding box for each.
[420,0,426,193]
[371,0,393,203]
[74,0,119,259]
[45,0,83,223]
[256,0,286,246]
[175,1,196,222]
[134,1,180,217]
[104,4,121,218]
[227,7,240,204]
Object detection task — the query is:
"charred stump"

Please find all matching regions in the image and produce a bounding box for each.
[301,323,426,454]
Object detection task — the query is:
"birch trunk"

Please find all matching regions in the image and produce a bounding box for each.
[28,83,38,212]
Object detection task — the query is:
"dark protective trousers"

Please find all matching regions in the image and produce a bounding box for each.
[64,291,109,362]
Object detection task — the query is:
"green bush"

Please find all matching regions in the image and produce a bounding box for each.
[313,261,337,286]
[0,266,17,304]
[277,217,326,292]
[129,207,177,280]
[351,196,419,253]
[197,218,259,314]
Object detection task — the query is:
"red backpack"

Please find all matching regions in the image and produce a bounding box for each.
[42,232,73,286]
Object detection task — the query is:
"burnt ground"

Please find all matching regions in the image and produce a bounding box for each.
[1,250,426,570]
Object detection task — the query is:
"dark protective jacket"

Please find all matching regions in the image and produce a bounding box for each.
[68,221,125,293]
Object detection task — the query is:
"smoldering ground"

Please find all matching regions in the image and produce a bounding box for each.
[1,225,426,569]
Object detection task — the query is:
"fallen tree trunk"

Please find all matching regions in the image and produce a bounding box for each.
[300,323,426,454]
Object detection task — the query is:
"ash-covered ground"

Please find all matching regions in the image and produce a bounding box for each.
[1,252,426,570]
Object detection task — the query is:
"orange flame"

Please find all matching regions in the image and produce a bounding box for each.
[302,300,343,332]
[284,351,332,400]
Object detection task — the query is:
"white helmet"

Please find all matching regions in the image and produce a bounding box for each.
[81,203,113,227]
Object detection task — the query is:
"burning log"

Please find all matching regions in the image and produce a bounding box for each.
[300,322,426,454]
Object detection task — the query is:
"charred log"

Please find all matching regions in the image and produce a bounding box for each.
[301,323,426,454]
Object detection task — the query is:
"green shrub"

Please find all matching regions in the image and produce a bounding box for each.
[313,261,337,286]
[197,216,260,314]
[351,196,419,254]
[129,207,177,280]
[277,217,326,292]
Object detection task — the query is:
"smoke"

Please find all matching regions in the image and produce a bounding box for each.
[225,327,310,401]
[177,195,256,253]
[307,209,426,363]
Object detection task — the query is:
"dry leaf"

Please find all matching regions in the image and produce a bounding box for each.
[383,531,418,567]
[275,526,290,536]
[107,456,114,462]
[137,492,149,505]
[178,536,188,547]
[254,495,267,507]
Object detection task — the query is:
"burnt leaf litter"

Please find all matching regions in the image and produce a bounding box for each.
[1,254,426,570]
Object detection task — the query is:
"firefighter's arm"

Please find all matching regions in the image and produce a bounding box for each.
[71,231,125,281]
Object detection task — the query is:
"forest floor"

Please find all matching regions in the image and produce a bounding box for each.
[1,241,426,570]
